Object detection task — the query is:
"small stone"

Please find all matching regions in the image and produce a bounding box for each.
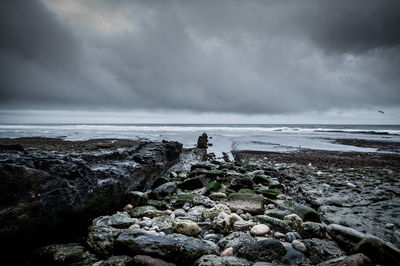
[236,209,244,215]
[165,210,173,215]
[203,204,231,220]
[240,214,248,220]
[204,233,224,242]
[250,224,270,236]
[220,247,234,257]
[285,232,298,242]
[170,171,178,178]
[277,194,286,200]
[267,204,275,209]
[385,223,395,229]
[299,222,327,239]
[230,213,243,223]
[284,214,303,225]
[174,209,186,217]
[183,206,190,211]
[291,240,307,253]
[274,232,285,239]
[246,213,252,219]
[123,204,133,212]
[209,192,227,201]
[212,212,231,234]
[173,219,202,236]
[129,224,140,230]
[233,220,255,231]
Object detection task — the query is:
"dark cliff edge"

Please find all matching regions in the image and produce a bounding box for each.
[0,138,182,264]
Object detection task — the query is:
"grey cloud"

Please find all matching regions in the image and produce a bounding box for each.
[0,0,399,114]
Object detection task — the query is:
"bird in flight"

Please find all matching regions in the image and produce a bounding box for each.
[378,110,384,114]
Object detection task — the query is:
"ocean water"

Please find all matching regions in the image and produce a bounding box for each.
[0,124,399,158]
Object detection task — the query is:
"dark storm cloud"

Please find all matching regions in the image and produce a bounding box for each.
[0,0,399,114]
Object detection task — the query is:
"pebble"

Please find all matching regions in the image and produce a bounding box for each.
[285,232,298,242]
[267,204,275,209]
[240,214,248,220]
[230,213,243,222]
[209,192,227,201]
[220,247,234,257]
[123,204,133,212]
[236,209,244,215]
[129,224,140,230]
[274,232,285,239]
[292,240,307,253]
[245,213,252,219]
[250,224,270,236]
[164,210,173,215]
[385,223,394,229]
[283,214,303,225]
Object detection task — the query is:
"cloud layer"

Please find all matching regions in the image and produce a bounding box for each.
[1,0,399,114]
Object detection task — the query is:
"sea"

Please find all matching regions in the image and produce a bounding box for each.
[1,124,399,159]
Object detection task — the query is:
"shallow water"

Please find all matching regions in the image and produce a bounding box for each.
[1,124,399,159]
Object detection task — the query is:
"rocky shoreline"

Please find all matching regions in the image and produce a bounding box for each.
[1,136,399,265]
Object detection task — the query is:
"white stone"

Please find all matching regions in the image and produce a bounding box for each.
[250,224,270,236]
[283,214,303,225]
[230,213,243,223]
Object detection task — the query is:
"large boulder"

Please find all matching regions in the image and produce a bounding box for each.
[237,239,287,262]
[114,229,218,265]
[352,234,400,265]
[0,139,182,264]
[326,224,365,253]
[197,133,208,149]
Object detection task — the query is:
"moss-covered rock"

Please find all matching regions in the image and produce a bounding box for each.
[126,191,148,207]
[175,193,200,206]
[294,205,321,223]
[218,164,236,170]
[204,181,222,196]
[252,175,271,185]
[129,205,158,218]
[147,199,168,209]
[265,209,291,219]
[238,188,256,194]
[254,215,296,233]
[256,189,281,199]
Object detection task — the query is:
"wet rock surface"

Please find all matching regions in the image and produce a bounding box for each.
[3,136,400,265]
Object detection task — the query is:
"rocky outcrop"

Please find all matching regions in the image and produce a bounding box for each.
[0,139,182,264]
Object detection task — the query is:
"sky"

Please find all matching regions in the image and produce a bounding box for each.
[0,0,399,124]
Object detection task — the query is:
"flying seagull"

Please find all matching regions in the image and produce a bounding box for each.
[378,110,384,114]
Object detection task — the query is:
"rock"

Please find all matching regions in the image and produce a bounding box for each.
[283,214,303,225]
[237,239,287,262]
[197,133,208,149]
[203,204,231,220]
[87,226,120,258]
[30,243,97,265]
[151,215,174,232]
[126,191,148,207]
[139,218,153,228]
[174,193,200,206]
[326,224,365,252]
[132,255,176,266]
[294,205,321,223]
[303,238,346,265]
[192,196,216,208]
[229,177,255,191]
[250,224,270,236]
[228,193,264,215]
[230,213,243,223]
[151,182,177,199]
[265,209,291,219]
[352,234,400,265]
[195,255,251,266]
[129,224,140,230]
[240,214,248,220]
[209,192,227,201]
[152,176,169,189]
[317,253,373,266]
[255,215,295,233]
[218,231,255,252]
[98,255,133,266]
[115,229,218,265]
[173,219,202,236]
[285,232,299,242]
[291,240,307,253]
[129,206,159,218]
[204,233,224,242]
[233,220,255,231]
[123,204,133,212]
[147,199,168,209]
[0,139,182,263]
[220,247,234,256]
[298,222,327,239]
[253,175,271,185]
[93,212,137,228]
[178,176,208,190]
[257,189,281,199]
[281,242,310,265]
[274,232,285,239]
[203,181,223,196]
[212,212,231,234]
[187,205,207,222]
